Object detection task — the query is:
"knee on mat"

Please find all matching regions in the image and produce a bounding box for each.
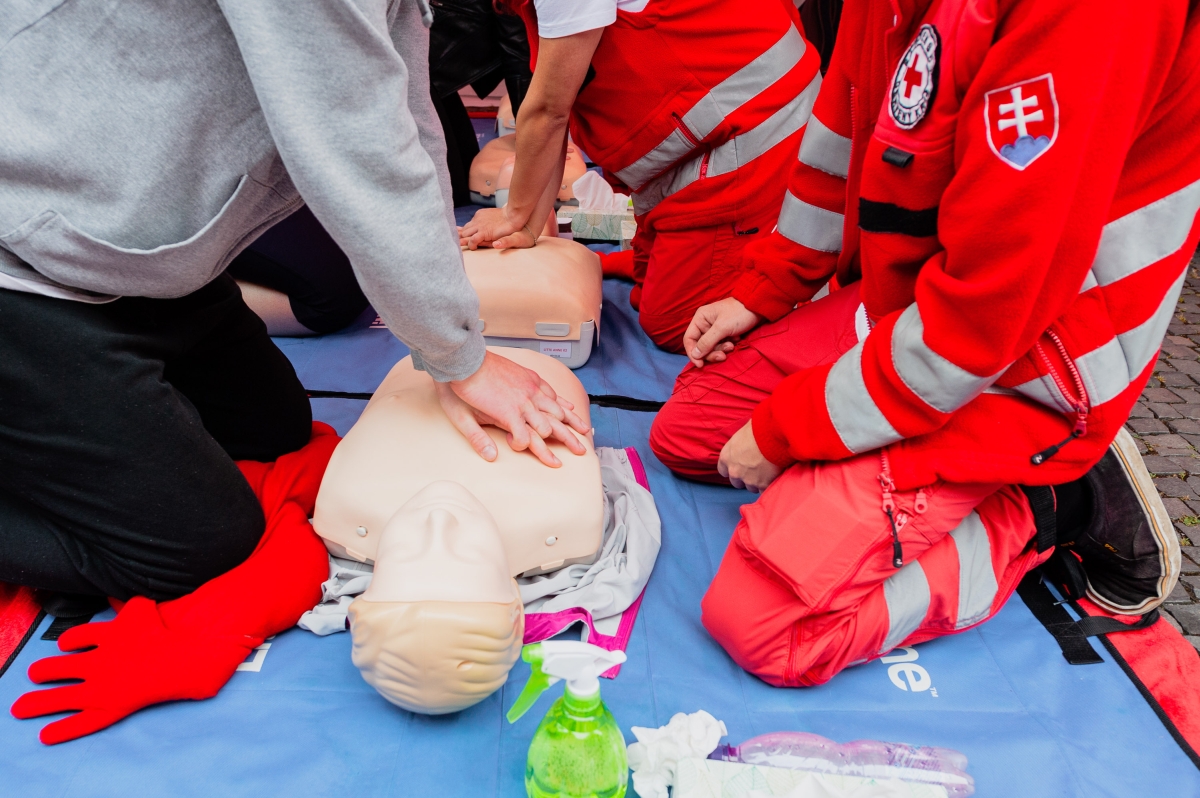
[639,313,689,354]
[700,586,790,688]
[649,400,715,479]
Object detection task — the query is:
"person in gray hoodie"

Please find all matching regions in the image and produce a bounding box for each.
[0,0,588,614]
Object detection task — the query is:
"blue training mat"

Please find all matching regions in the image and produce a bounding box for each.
[1,279,1197,797]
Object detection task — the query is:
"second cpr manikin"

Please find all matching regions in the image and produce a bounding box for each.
[312,348,605,713]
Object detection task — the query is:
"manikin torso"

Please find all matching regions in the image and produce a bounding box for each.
[313,347,605,576]
[463,238,601,349]
[349,481,524,714]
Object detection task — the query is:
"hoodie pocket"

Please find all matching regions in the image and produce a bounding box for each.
[1,175,290,298]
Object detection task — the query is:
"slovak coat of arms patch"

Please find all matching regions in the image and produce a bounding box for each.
[889,24,940,130]
[984,74,1059,170]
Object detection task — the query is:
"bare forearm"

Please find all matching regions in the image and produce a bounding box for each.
[507,108,568,228]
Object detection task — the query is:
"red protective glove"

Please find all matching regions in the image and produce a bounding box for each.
[11,423,339,745]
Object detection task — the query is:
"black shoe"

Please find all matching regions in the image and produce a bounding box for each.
[1053,427,1181,615]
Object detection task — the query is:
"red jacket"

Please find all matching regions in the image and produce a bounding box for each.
[517,0,822,231]
[736,0,1200,489]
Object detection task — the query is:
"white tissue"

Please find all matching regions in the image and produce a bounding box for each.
[626,710,728,798]
[572,171,631,212]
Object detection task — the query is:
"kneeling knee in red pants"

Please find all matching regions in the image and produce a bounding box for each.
[700,453,1045,686]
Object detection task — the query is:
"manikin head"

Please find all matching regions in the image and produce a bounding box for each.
[349,481,524,715]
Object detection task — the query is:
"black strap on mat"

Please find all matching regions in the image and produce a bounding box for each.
[1019,485,1057,553]
[1018,572,1160,665]
[305,389,666,413]
[41,613,95,642]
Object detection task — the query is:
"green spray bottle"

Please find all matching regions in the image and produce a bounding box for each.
[506,641,629,798]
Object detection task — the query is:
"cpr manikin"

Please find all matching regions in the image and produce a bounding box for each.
[469,134,587,207]
[314,347,603,576]
[464,238,601,368]
[348,481,524,714]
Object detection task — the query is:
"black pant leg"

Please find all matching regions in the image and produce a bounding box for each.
[432,90,480,208]
[0,281,290,600]
[226,205,369,334]
[163,276,313,462]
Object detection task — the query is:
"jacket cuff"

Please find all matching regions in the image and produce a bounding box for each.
[411,331,487,382]
[731,271,801,323]
[751,398,796,469]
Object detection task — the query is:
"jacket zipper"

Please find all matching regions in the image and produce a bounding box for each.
[879,450,927,569]
[671,112,710,179]
[1030,330,1090,465]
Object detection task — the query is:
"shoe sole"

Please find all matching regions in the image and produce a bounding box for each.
[1086,427,1182,615]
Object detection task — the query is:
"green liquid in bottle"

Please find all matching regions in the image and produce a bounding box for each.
[525,688,628,798]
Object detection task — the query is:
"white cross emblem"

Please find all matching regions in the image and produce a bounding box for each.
[997,87,1044,139]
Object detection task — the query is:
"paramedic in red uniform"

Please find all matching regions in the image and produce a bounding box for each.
[458,0,822,352]
[650,0,1200,685]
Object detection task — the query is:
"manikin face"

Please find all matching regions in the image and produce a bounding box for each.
[362,480,514,605]
[349,481,524,715]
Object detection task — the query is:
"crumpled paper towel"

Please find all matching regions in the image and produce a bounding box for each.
[572,171,631,212]
[626,710,728,798]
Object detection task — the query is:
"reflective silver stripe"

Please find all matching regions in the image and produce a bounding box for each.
[777,191,843,252]
[1016,266,1188,410]
[633,71,821,216]
[707,77,820,178]
[1079,269,1099,293]
[615,25,807,190]
[615,129,696,194]
[950,512,998,629]
[798,114,851,179]
[1077,266,1188,405]
[892,304,1004,414]
[826,341,902,453]
[881,560,930,653]
[1091,178,1200,288]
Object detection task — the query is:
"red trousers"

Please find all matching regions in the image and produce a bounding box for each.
[650,285,1045,685]
[619,204,778,353]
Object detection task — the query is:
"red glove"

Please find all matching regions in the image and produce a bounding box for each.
[11,422,339,744]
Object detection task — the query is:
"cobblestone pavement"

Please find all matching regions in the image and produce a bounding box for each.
[1126,248,1200,649]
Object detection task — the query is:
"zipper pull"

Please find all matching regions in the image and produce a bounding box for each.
[885,508,904,568]
[914,489,928,514]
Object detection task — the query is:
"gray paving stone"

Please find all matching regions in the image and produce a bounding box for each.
[1128,402,1155,418]
[1163,497,1193,519]
[1164,612,1184,634]
[1150,434,1194,453]
[1185,636,1200,653]
[1143,455,1188,476]
[1170,419,1200,435]
[1127,417,1169,434]
[1160,372,1197,389]
[1144,387,1184,403]
[1154,476,1192,498]
[1182,575,1200,594]
[1177,360,1200,376]
[1182,546,1200,567]
[1170,390,1200,406]
[1166,603,1200,635]
[1151,402,1185,418]
[1168,335,1196,347]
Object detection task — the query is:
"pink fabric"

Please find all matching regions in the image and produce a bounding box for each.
[522,447,651,678]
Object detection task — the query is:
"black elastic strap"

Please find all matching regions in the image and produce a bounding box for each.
[1075,610,1160,637]
[858,199,938,237]
[1019,485,1057,553]
[1017,572,1104,665]
[305,389,666,413]
[41,613,95,642]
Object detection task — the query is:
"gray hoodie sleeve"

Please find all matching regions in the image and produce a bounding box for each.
[217,0,485,381]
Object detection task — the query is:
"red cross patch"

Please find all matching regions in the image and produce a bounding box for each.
[889,25,940,130]
[984,74,1059,171]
